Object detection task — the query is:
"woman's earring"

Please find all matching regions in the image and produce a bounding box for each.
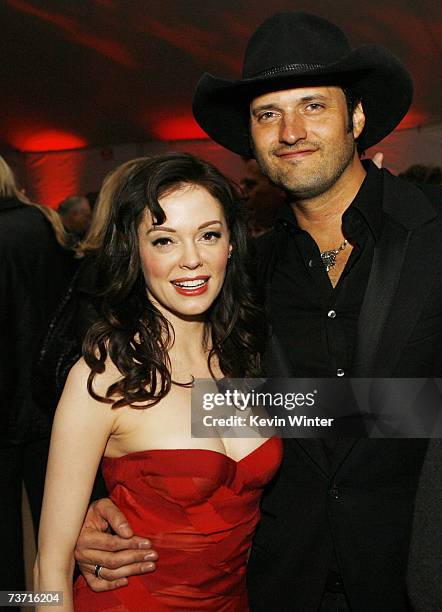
[228,251,232,259]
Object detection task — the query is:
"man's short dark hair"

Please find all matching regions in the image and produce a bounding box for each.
[342,87,361,132]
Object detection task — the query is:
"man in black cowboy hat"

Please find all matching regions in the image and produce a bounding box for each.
[192,11,442,612]
[73,11,441,612]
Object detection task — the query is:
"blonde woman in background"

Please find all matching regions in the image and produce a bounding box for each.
[0,156,77,593]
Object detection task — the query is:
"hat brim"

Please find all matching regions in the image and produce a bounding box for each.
[193,45,412,156]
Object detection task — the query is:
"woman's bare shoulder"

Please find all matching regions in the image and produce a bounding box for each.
[64,356,122,401]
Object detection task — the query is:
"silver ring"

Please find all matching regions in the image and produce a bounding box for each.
[94,564,104,580]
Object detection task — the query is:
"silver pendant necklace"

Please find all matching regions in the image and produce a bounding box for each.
[320,240,348,272]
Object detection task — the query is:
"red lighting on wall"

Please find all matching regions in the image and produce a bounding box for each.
[9,129,87,152]
[396,110,429,131]
[152,116,208,141]
[26,151,86,209]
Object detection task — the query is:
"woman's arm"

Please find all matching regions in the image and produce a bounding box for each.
[34,358,117,612]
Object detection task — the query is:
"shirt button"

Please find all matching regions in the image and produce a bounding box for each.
[327,310,337,318]
[336,369,345,377]
[330,485,339,499]
[308,259,313,268]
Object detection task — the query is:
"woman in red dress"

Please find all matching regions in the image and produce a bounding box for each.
[35,153,282,611]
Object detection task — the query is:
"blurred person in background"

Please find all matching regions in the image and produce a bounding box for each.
[34,161,156,409]
[0,155,77,595]
[85,190,99,211]
[58,195,92,246]
[240,157,287,237]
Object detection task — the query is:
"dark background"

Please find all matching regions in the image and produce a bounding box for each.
[1,0,441,153]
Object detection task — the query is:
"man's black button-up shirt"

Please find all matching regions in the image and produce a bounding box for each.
[267,161,383,377]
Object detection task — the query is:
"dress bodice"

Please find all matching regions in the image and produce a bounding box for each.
[74,437,282,611]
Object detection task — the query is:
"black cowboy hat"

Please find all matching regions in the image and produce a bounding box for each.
[193,12,413,156]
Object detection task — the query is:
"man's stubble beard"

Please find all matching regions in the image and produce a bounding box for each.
[254,134,357,201]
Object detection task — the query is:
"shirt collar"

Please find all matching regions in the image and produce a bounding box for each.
[344,159,383,241]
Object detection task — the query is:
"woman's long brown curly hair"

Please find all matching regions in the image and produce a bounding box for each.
[83,152,267,409]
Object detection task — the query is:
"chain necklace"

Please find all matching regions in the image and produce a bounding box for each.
[320,240,348,272]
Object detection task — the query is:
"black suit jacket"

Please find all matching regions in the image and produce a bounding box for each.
[407,436,442,612]
[247,170,442,612]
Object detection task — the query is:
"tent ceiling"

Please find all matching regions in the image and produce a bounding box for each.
[2,0,441,153]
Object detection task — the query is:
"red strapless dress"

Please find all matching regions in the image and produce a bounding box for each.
[74,437,282,611]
